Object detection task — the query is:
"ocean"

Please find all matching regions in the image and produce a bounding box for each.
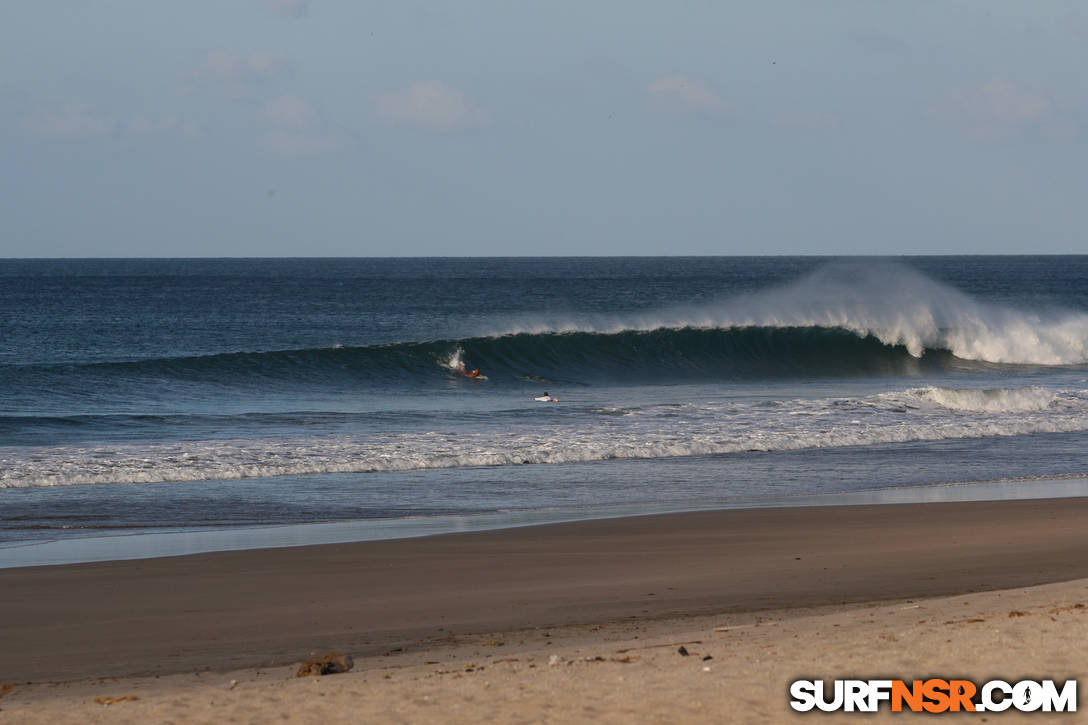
[2,257,1087,564]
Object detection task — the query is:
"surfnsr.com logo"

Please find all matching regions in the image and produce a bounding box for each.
[790,679,1077,713]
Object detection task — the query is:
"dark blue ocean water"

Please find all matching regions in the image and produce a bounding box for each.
[2,257,1087,552]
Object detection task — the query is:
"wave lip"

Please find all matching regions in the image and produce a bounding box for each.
[1,324,1053,395]
[486,261,1088,366]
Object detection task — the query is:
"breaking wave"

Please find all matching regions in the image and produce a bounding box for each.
[487,262,1088,366]
[906,386,1058,413]
[8,321,1082,393]
[8,262,1084,395]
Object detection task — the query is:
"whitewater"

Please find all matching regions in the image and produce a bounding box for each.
[485,262,1088,366]
[3,385,1088,488]
[2,256,1086,546]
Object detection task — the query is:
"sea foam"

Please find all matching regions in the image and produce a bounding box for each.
[5,385,1087,488]
[907,386,1057,413]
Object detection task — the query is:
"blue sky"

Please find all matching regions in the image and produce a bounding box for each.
[1,1,1086,256]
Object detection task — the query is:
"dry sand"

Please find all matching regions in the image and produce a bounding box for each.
[2,498,1087,722]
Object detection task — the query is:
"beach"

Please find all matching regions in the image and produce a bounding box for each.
[5,0,1088,717]
[3,497,1086,721]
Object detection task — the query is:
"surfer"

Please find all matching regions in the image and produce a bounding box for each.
[533,392,558,402]
[459,361,481,379]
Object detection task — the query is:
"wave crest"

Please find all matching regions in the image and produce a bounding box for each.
[487,262,1088,366]
[10,263,1086,394]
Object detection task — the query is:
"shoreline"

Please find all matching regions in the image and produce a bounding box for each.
[4,497,1088,685]
[4,475,1087,569]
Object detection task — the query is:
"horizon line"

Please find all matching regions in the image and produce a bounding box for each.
[3,253,1086,261]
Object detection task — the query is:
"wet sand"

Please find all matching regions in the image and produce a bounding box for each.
[3,497,1088,686]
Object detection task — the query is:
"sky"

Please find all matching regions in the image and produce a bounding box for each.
[1,0,1086,257]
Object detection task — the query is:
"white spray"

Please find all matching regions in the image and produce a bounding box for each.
[485,262,1088,366]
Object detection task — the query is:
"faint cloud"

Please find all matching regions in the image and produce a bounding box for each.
[375,81,490,131]
[183,50,293,100]
[263,94,318,130]
[648,75,730,116]
[929,78,1052,139]
[259,94,340,155]
[265,0,310,18]
[23,103,109,140]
